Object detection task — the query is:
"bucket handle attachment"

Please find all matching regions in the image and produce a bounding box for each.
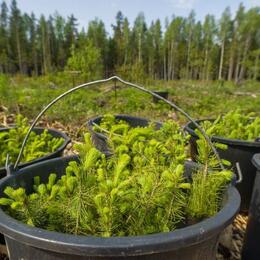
[7,76,225,173]
[235,162,243,184]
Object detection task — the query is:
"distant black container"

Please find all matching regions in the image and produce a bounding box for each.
[152,91,169,103]
[0,127,70,178]
[0,156,240,260]
[242,154,260,260]
[185,119,260,212]
[87,114,162,154]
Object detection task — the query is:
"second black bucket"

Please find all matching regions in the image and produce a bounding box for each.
[185,119,260,212]
[152,91,169,103]
[241,154,260,260]
[0,156,240,260]
[87,114,162,154]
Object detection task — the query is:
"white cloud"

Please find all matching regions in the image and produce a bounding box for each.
[167,0,197,10]
[111,0,119,9]
[249,0,260,6]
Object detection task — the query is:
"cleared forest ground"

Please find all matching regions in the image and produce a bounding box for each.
[0,75,259,125]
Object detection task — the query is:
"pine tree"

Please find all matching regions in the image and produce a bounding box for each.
[132,12,147,64]
[185,11,196,79]
[38,15,52,74]
[122,18,130,66]
[218,7,232,80]
[202,15,217,80]
[54,12,66,69]
[0,1,9,73]
[64,14,78,59]
[29,13,39,75]
[147,19,162,79]
[165,16,184,80]
[9,0,26,73]
[87,19,107,73]
[238,7,260,81]
[112,11,124,66]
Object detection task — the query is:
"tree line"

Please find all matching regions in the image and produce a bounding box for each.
[0,0,259,81]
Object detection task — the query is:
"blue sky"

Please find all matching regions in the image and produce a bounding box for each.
[3,0,259,34]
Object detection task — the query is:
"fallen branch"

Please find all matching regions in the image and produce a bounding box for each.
[234,92,258,98]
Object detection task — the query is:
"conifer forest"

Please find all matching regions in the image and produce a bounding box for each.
[0,0,259,82]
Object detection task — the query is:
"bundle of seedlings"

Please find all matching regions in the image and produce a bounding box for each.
[0,114,64,166]
[186,110,260,212]
[0,117,233,237]
[198,110,260,141]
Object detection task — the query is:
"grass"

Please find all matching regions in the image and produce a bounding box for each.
[0,73,259,125]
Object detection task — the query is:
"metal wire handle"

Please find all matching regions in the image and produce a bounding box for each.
[8,75,225,171]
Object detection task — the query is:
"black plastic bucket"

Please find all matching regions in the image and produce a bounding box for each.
[0,127,70,178]
[87,115,162,154]
[241,154,260,260]
[0,155,240,260]
[152,91,169,103]
[185,119,260,212]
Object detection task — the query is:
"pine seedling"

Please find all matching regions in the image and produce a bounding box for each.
[0,115,234,237]
[0,114,65,166]
[186,130,233,220]
[199,110,260,141]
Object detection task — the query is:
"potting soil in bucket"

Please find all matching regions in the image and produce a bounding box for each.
[242,154,260,260]
[185,114,260,212]
[0,155,240,260]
